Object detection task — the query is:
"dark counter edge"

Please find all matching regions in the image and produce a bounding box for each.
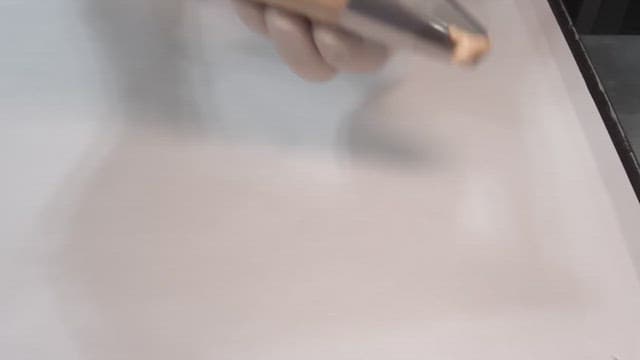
[547,0,640,203]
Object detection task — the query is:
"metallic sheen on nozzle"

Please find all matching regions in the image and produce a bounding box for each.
[342,0,490,64]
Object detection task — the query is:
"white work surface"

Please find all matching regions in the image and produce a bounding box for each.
[2,0,640,359]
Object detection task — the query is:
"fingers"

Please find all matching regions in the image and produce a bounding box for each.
[312,24,389,73]
[232,0,389,81]
[232,0,268,35]
[264,7,336,82]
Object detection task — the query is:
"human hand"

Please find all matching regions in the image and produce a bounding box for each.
[231,0,389,81]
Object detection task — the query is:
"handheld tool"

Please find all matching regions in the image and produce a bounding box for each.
[251,0,491,65]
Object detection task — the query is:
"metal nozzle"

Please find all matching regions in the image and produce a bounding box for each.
[341,0,489,63]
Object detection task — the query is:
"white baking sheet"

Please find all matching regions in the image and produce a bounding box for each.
[1,0,640,359]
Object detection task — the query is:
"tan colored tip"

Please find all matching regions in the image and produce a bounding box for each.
[449,25,491,66]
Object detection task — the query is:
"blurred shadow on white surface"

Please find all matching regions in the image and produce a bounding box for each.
[83,0,433,164]
[83,0,207,128]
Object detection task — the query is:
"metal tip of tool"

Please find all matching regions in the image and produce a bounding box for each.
[344,0,489,63]
[433,0,487,35]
